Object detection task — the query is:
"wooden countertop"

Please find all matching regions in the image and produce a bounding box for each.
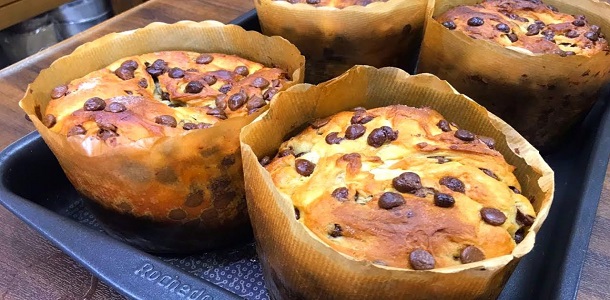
[0,0,607,298]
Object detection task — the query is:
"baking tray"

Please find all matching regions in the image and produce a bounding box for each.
[1,10,609,300]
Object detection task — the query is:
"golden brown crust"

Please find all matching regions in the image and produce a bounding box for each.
[435,0,609,56]
[44,51,288,145]
[264,105,536,269]
[278,0,387,9]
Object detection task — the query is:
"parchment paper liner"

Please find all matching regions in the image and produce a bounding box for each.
[255,0,427,83]
[19,20,305,253]
[240,66,554,299]
[417,0,610,152]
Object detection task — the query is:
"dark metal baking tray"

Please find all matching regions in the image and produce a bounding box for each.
[1,10,609,300]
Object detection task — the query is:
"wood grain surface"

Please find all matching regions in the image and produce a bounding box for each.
[0,0,607,299]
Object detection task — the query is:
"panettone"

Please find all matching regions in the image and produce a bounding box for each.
[43,51,288,145]
[435,0,609,56]
[263,105,536,269]
[279,0,388,9]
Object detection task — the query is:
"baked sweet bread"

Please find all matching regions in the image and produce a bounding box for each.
[436,0,609,56]
[263,105,536,269]
[280,0,387,9]
[43,51,288,144]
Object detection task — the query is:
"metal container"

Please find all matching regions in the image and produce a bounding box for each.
[51,0,111,23]
[0,13,59,64]
[55,12,112,39]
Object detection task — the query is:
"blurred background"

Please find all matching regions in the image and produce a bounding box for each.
[0,0,147,70]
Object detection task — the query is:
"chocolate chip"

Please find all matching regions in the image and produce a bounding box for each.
[514,227,526,243]
[278,148,294,158]
[259,156,271,166]
[478,136,495,149]
[565,30,580,38]
[203,75,217,85]
[409,249,435,270]
[345,124,366,140]
[572,18,585,27]
[246,96,266,111]
[51,85,68,99]
[161,92,170,101]
[434,192,455,208]
[219,83,232,94]
[195,54,214,64]
[542,29,555,40]
[234,66,249,76]
[437,120,451,132]
[263,88,278,100]
[146,67,164,77]
[83,97,106,111]
[115,67,135,80]
[97,129,118,140]
[168,208,187,220]
[311,117,330,129]
[460,246,486,264]
[564,51,576,56]
[535,20,546,28]
[325,132,343,144]
[351,112,375,125]
[455,129,475,141]
[428,156,451,164]
[331,187,349,201]
[547,4,558,12]
[24,114,31,122]
[439,176,465,193]
[442,21,456,30]
[67,125,86,136]
[185,81,204,93]
[295,159,315,176]
[104,102,127,113]
[146,59,167,77]
[155,115,177,128]
[183,122,198,130]
[495,23,510,33]
[168,67,185,79]
[121,60,138,70]
[228,91,248,111]
[212,95,226,110]
[590,25,601,34]
[480,168,499,180]
[516,210,535,226]
[138,78,148,88]
[378,192,405,209]
[252,77,270,89]
[306,0,320,3]
[392,172,422,193]
[96,120,117,132]
[506,33,519,43]
[585,32,599,41]
[480,207,507,226]
[367,127,396,148]
[207,108,227,119]
[509,186,521,194]
[294,207,300,220]
[328,224,343,237]
[467,17,484,27]
[526,24,540,36]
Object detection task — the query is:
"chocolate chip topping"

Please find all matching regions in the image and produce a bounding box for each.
[442,21,456,30]
[146,59,167,77]
[219,83,233,94]
[590,25,601,34]
[138,78,148,88]
[228,91,248,111]
[429,156,451,164]
[329,224,343,237]
[565,30,580,38]
[409,249,435,270]
[454,129,475,141]
[584,32,599,41]
[185,81,204,94]
[246,96,266,111]
[96,120,117,132]
[104,102,127,113]
[155,115,177,128]
[516,210,535,226]
[295,159,316,176]
[114,67,135,80]
[467,17,484,27]
[437,119,451,132]
[434,192,455,208]
[572,18,585,27]
[509,186,521,194]
[203,75,217,86]
[67,125,86,136]
[378,192,405,209]
[392,172,422,193]
[325,132,343,145]
[168,67,185,79]
[51,85,68,99]
[263,88,278,100]
[206,108,228,120]
[480,207,507,226]
[234,66,249,76]
[345,124,366,140]
[183,122,211,130]
[306,0,320,4]
[252,77,270,89]
[480,168,499,180]
[478,136,495,149]
[351,111,375,124]
[439,176,465,193]
[278,148,294,158]
[83,97,106,111]
[514,227,526,243]
[367,126,397,148]
[495,23,510,33]
[506,33,519,43]
[526,24,540,36]
[121,60,138,70]
[259,156,271,167]
[294,207,301,220]
[460,246,486,264]
[311,117,331,129]
[331,187,349,201]
[195,54,214,64]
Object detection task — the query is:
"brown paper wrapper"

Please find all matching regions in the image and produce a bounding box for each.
[418,0,610,152]
[19,20,305,253]
[255,0,427,83]
[240,66,554,299]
